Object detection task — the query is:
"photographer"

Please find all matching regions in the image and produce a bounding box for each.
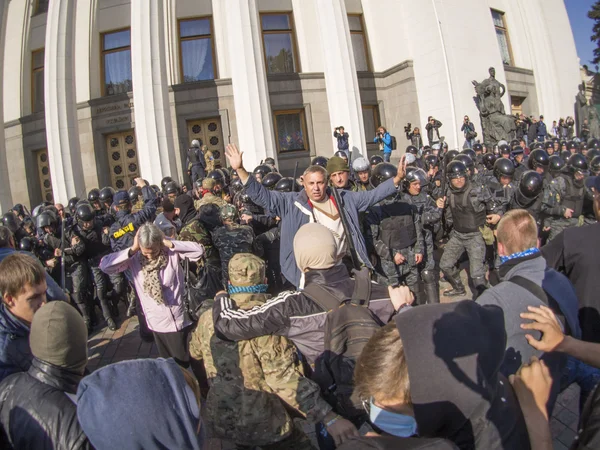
[425,116,442,146]
[461,115,477,149]
[405,123,423,149]
[373,126,393,162]
[333,126,349,160]
[566,116,575,139]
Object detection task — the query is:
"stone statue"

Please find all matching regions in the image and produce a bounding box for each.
[472,67,516,146]
[575,82,600,140]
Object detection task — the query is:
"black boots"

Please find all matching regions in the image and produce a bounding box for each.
[421,269,440,304]
[442,270,466,297]
[472,277,490,300]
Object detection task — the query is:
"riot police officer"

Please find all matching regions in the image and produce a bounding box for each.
[186,139,207,184]
[510,170,545,224]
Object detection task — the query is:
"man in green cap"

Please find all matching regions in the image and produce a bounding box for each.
[212,204,257,288]
[327,156,357,191]
[189,253,331,449]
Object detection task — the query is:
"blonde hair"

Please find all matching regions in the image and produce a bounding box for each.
[496,209,538,255]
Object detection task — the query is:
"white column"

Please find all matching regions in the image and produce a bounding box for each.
[0,0,12,212]
[131,0,178,184]
[45,0,86,203]
[221,0,276,170]
[314,0,366,157]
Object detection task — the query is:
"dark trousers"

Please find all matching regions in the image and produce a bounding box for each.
[67,263,91,320]
[153,325,193,368]
[90,265,112,321]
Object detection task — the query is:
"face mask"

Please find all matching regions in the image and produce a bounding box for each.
[369,399,418,438]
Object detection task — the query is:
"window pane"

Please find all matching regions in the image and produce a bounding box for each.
[491,11,504,28]
[264,33,295,73]
[276,113,305,152]
[104,30,131,51]
[36,0,49,14]
[33,50,45,70]
[180,19,211,38]
[33,70,45,113]
[104,49,133,95]
[362,107,377,141]
[262,14,290,31]
[496,30,511,65]
[348,16,363,32]
[351,34,369,71]
[181,38,214,82]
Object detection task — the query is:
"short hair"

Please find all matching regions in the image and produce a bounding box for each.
[302,165,327,179]
[138,223,165,251]
[0,253,46,299]
[354,322,411,405]
[496,209,538,255]
[0,226,13,248]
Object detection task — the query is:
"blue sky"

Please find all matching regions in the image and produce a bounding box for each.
[566,0,596,67]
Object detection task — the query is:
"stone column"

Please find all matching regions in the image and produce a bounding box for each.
[0,0,12,212]
[314,0,366,158]
[131,0,178,184]
[44,0,86,203]
[220,0,276,170]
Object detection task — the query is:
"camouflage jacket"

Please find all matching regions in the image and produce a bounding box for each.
[178,219,220,267]
[189,296,332,445]
[194,193,227,211]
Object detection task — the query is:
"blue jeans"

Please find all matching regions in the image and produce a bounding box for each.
[383,152,391,162]
[560,355,600,414]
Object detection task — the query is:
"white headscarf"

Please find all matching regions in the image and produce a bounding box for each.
[294,223,338,272]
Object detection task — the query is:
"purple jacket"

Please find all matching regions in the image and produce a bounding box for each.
[99,241,204,333]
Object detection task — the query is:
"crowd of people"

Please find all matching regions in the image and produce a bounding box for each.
[0,118,599,449]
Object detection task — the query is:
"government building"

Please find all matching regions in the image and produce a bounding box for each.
[0,0,581,209]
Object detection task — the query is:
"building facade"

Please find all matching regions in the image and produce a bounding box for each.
[0,0,581,209]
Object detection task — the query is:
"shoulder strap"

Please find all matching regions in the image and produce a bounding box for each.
[303,283,344,312]
[351,267,372,306]
[507,276,548,305]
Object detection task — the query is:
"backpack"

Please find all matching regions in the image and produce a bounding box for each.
[183,258,222,322]
[303,268,383,418]
[391,135,397,150]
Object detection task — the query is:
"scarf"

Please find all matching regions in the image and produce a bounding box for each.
[499,247,540,265]
[141,251,168,305]
[228,283,269,294]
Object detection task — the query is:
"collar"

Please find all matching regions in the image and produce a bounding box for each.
[499,250,541,278]
[499,247,540,265]
[304,264,349,286]
[28,357,83,394]
[307,193,339,212]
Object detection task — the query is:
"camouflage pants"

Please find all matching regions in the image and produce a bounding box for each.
[439,230,486,279]
[547,217,580,241]
[376,245,419,290]
[233,423,315,450]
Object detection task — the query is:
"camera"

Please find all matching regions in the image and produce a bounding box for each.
[404,123,412,134]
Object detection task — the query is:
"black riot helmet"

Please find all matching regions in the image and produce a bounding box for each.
[589,138,600,149]
[67,197,80,214]
[444,149,459,164]
[207,170,225,187]
[160,176,173,190]
[12,204,26,218]
[369,155,384,166]
[128,186,142,203]
[253,165,273,179]
[560,150,572,164]
[261,172,282,190]
[548,155,566,174]
[516,170,544,202]
[473,143,483,153]
[218,168,231,186]
[164,181,181,196]
[493,158,515,181]
[370,163,397,188]
[99,187,115,204]
[76,203,95,223]
[405,167,429,187]
[586,148,600,162]
[406,145,419,155]
[453,154,474,174]
[1,212,19,233]
[446,160,468,180]
[19,237,35,252]
[274,177,300,193]
[483,153,498,171]
[527,149,549,170]
[461,149,477,161]
[88,188,100,203]
[424,154,439,171]
[37,211,57,230]
[150,185,161,195]
[312,156,329,168]
[568,153,589,175]
[230,178,244,194]
[590,155,600,175]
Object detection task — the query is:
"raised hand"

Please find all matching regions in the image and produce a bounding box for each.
[225,144,244,171]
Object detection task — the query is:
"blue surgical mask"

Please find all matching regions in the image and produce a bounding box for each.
[369,398,418,438]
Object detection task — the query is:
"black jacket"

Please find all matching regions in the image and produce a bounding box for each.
[213,265,395,364]
[0,358,91,450]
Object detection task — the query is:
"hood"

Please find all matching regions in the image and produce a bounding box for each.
[77,358,204,450]
[395,301,508,441]
[0,304,29,337]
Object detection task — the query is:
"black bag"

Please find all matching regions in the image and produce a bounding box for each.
[303,268,382,418]
[466,130,478,140]
[183,258,222,322]
[391,135,397,150]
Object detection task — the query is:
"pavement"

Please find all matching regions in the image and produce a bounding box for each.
[87,283,581,449]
